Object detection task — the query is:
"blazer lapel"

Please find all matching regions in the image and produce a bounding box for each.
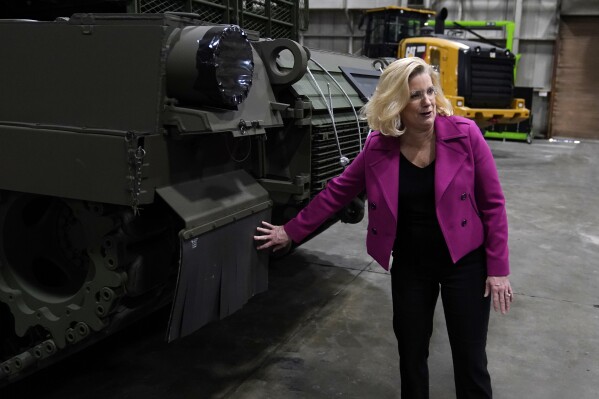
[369,135,400,223]
[434,117,468,203]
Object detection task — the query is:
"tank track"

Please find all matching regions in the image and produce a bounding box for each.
[0,192,176,382]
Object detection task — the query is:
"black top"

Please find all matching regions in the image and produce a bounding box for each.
[393,152,451,265]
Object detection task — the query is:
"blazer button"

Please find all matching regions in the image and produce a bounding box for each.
[371,227,377,235]
[461,193,467,200]
[369,202,377,210]
[461,219,467,227]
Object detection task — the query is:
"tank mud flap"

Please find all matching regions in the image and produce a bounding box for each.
[156,170,271,341]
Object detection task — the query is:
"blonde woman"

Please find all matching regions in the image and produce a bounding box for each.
[255,57,512,399]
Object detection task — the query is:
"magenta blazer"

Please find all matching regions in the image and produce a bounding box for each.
[284,115,510,276]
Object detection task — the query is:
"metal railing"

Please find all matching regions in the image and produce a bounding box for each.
[128,0,299,39]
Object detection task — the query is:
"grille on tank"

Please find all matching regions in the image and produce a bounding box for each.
[310,118,369,197]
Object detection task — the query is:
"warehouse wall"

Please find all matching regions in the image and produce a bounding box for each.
[301,0,583,138]
[560,0,599,16]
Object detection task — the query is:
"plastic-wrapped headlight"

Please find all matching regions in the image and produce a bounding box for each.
[166,25,254,109]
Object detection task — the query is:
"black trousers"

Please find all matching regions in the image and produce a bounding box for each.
[391,248,492,399]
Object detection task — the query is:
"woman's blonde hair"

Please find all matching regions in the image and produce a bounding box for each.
[360,57,453,137]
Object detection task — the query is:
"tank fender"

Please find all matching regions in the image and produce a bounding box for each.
[155,170,271,341]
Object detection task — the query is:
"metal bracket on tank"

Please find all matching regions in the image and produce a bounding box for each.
[75,13,95,35]
[237,119,264,136]
[125,131,147,214]
[253,38,309,88]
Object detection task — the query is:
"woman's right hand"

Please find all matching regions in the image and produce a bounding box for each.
[254,221,291,252]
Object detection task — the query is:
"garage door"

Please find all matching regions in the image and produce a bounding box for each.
[550,16,599,139]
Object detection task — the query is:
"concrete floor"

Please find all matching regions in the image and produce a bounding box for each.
[2,138,599,398]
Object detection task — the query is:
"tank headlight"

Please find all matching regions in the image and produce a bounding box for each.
[167,25,254,109]
[457,100,464,107]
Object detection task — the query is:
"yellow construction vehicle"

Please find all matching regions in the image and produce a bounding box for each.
[361,7,529,128]
[360,6,435,58]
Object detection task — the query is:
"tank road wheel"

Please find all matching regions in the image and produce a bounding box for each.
[0,192,128,378]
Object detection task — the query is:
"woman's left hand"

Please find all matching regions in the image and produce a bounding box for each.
[484,276,513,314]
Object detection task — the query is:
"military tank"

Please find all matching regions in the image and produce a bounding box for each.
[0,9,382,384]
